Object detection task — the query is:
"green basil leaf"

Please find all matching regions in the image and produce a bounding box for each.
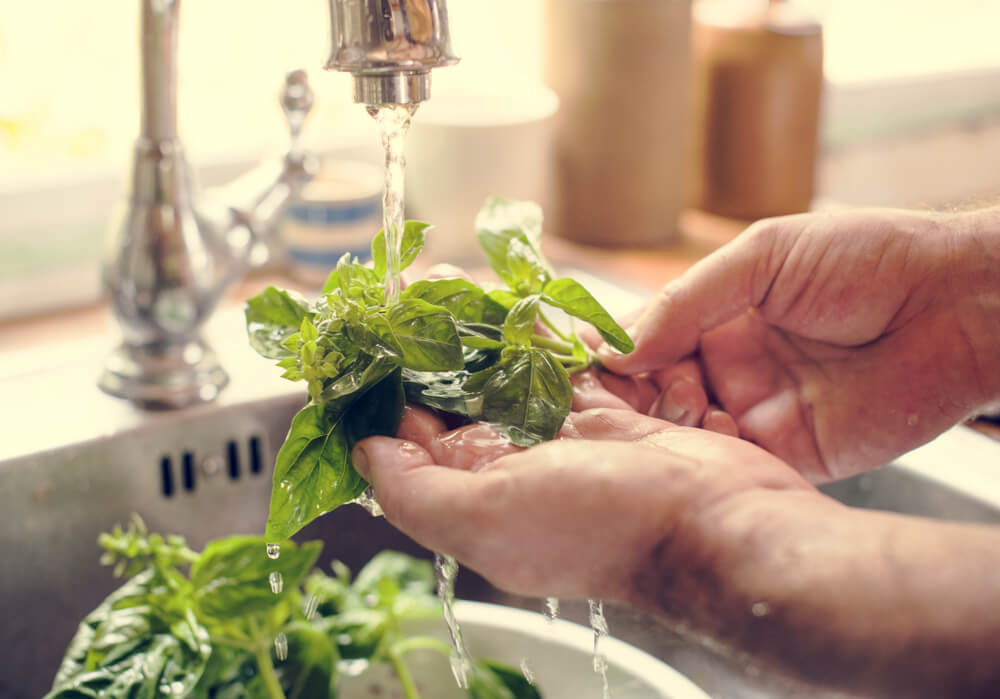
[265,405,358,543]
[370,299,464,372]
[465,346,572,446]
[503,294,540,347]
[475,196,544,250]
[343,368,404,450]
[401,278,507,324]
[323,608,389,660]
[324,253,383,307]
[190,645,256,698]
[506,238,550,296]
[245,286,313,359]
[46,571,210,699]
[268,364,403,541]
[191,537,320,621]
[542,278,634,353]
[476,197,552,291]
[468,659,543,699]
[321,252,353,294]
[461,336,506,351]
[353,551,436,599]
[372,221,430,278]
[402,369,479,418]
[276,622,339,699]
[459,321,506,352]
[319,354,396,404]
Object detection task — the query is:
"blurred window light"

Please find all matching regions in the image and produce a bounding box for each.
[0,0,998,319]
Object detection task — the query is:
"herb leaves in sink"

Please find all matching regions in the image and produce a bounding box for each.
[45,516,540,699]
[246,197,634,542]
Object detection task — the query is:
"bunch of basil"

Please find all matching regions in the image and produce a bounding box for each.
[246,197,633,543]
[46,517,539,699]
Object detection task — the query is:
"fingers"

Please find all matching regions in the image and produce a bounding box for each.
[396,405,524,471]
[571,368,659,413]
[598,220,789,375]
[702,406,740,437]
[351,436,496,556]
[571,369,636,412]
[647,360,709,426]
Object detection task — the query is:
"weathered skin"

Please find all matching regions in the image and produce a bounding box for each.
[353,207,1000,697]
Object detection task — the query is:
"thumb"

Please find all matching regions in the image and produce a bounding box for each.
[351,436,487,556]
[598,221,785,374]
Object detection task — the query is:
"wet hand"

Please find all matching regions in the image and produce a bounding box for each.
[351,406,812,602]
[599,209,1000,481]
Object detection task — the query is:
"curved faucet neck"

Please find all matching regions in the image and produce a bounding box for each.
[141,0,180,142]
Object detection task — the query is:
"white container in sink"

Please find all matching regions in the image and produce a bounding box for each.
[339,600,711,698]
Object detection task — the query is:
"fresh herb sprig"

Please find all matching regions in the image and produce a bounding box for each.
[247,197,634,542]
[46,517,540,699]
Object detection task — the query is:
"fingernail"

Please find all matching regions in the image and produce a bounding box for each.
[351,445,370,480]
[654,390,688,424]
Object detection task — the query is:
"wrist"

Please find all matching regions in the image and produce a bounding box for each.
[629,483,1000,696]
[944,206,1000,405]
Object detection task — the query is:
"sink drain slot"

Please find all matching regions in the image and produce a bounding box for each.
[182,451,196,492]
[158,435,267,497]
[249,436,263,475]
[160,455,175,497]
[226,440,240,480]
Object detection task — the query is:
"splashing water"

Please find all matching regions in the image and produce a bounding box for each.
[519,658,537,685]
[366,103,418,306]
[266,543,280,560]
[274,632,288,662]
[544,596,560,622]
[269,571,283,595]
[589,599,612,699]
[435,552,472,688]
[353,486,384,517]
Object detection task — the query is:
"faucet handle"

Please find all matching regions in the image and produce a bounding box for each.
[280,69,314,150]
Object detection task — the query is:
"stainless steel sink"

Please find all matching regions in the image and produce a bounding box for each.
[3,280,999,699]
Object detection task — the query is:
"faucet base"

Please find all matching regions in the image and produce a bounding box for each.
[99,339,229,410]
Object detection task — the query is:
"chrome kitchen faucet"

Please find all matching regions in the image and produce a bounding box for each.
[100,0,457,409]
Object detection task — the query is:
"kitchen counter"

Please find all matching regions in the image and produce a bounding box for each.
[0,209,748,355]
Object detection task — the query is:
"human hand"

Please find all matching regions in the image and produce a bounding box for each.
[599,208,1000,481]
[351,406,813,603]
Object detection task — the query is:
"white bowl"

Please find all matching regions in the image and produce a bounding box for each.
[338,600,711,699]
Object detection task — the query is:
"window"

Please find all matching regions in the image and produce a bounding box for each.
[1,0,998,320]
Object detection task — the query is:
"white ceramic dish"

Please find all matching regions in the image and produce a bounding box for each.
[338,600,711,699]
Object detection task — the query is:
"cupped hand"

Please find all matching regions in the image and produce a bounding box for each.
[351,406,814,603]
[599,208,1000,482]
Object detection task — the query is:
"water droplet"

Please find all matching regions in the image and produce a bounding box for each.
[520,658,536,684]
[339,658,371,677]
[274,632,288,661]
[266,544,281,560]
[544,596,560,621]
[588,599,612,699]
[269,571,284,594]
[303,594,319,620]
[751,601,772,617]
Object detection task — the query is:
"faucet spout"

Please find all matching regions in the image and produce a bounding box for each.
[325,0,458,105]
[99,0,315,409]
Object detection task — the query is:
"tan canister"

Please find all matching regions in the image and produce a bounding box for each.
[689,0,823,220]
[544,0,693,247]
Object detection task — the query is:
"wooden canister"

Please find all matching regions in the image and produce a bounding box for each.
[544,0,693,247]
[689,0,823,220]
